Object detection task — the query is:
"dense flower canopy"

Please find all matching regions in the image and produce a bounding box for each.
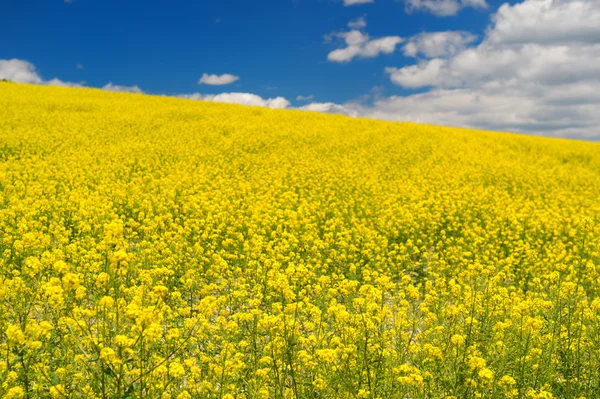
[0,82,600,398]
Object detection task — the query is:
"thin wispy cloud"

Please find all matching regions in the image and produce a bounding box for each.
[344,0,374,6]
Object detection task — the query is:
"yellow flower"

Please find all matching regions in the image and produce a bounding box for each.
[98,296,115,308]
[176,392,192,399]
[153,285,169,298]
[469,356,487,371]
[95,272,111,287]
[3,387,25,399]
[53,260,68,274]
[114,334,134,347]
[49,385,65,398]
[499,375,517,387]
[62,272,80,290]
[100,347,121,366]
[478,368,495,383]
[451,334,466,346]
[5,324,25,345]
[169,361,186,378]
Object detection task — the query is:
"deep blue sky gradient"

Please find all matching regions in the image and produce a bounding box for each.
[1,0,517,105]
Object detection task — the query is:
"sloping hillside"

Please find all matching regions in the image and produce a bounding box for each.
[1,82,600,399]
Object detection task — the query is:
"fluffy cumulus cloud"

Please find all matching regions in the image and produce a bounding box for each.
[387,0,600,94]
[0,59,85,87]
[0,59,43,84]
[198,73,240,85]
[309,0,600,139]
[0,58,144,93]
[403,0,488,16]
[344,0,374,6]
[296,95,315,101]
[102,83,143,93]
[327,28,403,63]
[488,0,600,45]
[385,59,447,88]
[402,31,477,58]
[180,92,290,109]
[299,102,364,116]
[46,78,84,88]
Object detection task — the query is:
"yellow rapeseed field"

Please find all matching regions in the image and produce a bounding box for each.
[1,82,600,399]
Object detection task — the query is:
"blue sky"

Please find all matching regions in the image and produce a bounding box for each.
[1,0,599,139]
[1,0,500,102]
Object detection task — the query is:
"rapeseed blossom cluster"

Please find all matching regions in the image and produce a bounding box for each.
[1,82,600,398]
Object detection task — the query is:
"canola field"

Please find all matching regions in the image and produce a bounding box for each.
[1,82,600,399]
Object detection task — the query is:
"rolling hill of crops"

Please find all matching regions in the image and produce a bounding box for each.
[1,82,600,399]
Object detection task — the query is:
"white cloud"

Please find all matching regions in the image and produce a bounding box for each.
[299,102,363,116]
[348,17,367,29]
[102,83,143,93]
[0,59,43,84]
[296,95,315,101]
[198,73,239,85]
[403,0,487,16]
[0,59,85,88]
[386,59,447,88]
[0,58,144,93]
[388,1,600,91]
[311,0,600,139]
[488,0,600,45]
[181,92,290,109]
[403,31,477,58]
[46,78,84,88]
[300,83,600,139]
[344,0,374,6]
[327,29,403,62]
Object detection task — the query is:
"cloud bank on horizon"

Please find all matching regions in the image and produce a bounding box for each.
[1,0,599,139]
[313,0,600,139]
[179,92,290,109]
